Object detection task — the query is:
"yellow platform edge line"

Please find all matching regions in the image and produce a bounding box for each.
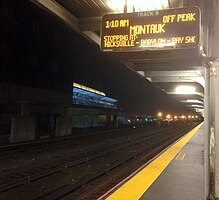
[106,123,203,200]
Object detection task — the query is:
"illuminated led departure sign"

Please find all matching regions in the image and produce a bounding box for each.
[101,7,200,52]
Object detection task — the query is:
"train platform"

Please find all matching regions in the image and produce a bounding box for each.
[101,122,204,200]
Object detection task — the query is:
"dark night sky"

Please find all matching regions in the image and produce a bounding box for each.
[0,0,190,115]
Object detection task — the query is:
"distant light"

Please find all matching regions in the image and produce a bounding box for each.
[195,116,198,118]
[175,86,196,94]
[174,116,177,119]
[166,114,171,119]
[181,115,186,119]
[158,112,162,117]
[73,82,106,96]
[192,116,194,118]
[188,115,191,119]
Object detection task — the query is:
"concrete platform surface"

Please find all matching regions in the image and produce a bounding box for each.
[141,124,204,200]
[104,123,204,200]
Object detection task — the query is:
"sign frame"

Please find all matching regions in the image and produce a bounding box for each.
[100,7,201,52]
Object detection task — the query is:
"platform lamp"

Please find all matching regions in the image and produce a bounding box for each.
[175,86,196,94]
[108,0,168,13]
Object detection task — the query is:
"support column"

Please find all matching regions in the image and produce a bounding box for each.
[55,117,72,136]
[204,59,219,199]
[10,103,36,143]
[113,115,118,128]
[10,117,36,142]
[204,65,211,199]
[55,107,72,136]
[214,60,219,198]
[209,62,216,199]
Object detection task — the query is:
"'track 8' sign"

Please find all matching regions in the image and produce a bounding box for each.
[101,7,200,52]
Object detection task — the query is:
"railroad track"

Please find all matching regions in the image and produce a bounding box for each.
[0,122,198,200]
[72,124,198,200]
[0,124,179,192]
[0,124,170,171]
[0,125,155,156]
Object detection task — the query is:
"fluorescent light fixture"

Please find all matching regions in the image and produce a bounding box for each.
[191,104,204,108]
[186,99,203,104]
[134,0,168,11]
[175,86,196,94]
[108,0,169,13]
